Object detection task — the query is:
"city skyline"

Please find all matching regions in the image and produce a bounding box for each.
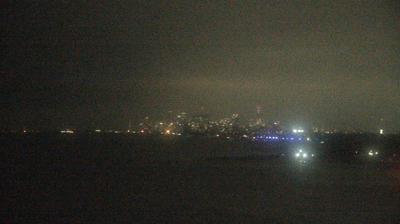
[14,108,391,135]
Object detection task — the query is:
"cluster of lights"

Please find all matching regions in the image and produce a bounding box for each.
[368,150,379,157]
[292,129,304,134]
[160,129,181,136]
[256,135,304,142]
[60,129,74,134]
[294,149,314,159]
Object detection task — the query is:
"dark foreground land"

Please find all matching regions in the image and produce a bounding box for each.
[1,134,400,223]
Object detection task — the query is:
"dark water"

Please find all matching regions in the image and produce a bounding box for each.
[1,135,399,223]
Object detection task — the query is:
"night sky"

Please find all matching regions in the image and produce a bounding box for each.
[1,1,399,132]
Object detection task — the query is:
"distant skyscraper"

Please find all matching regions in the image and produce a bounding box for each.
[128,119,132,132]
[256,105,262,116]
[378,118,384,134]
[255,105,265,127]
[189,114,210,134]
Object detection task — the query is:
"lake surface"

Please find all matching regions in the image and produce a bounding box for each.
[2,135,399,223]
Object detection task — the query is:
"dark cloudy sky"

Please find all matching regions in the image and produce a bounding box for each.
[1,0,399,131]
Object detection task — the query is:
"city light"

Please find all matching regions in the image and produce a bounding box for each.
[60,129,74,134]
[294,149,314,161]
[368,151,374,156]
[292,129,304,134]
[368,150,379,157]
[255,135,305,143]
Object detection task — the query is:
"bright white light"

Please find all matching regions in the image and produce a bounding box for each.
[295,153,300,157]
[299,149,303,152]
[306,137,311,141]
[379,129,384,135]
[368,151,374,156]
[311,154,315,157]
[375,151,378,155]
[293,129,304,133]
[302,153,308,158]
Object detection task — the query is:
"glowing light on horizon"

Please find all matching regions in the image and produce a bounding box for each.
[60,129,74,134]
[293,129,304,134]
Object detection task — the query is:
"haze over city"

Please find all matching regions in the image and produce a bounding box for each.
[2,1,400,131]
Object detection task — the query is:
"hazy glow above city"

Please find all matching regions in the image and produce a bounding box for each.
[1,0,399,133]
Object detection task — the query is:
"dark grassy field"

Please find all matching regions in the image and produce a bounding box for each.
[1,134,399,223]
